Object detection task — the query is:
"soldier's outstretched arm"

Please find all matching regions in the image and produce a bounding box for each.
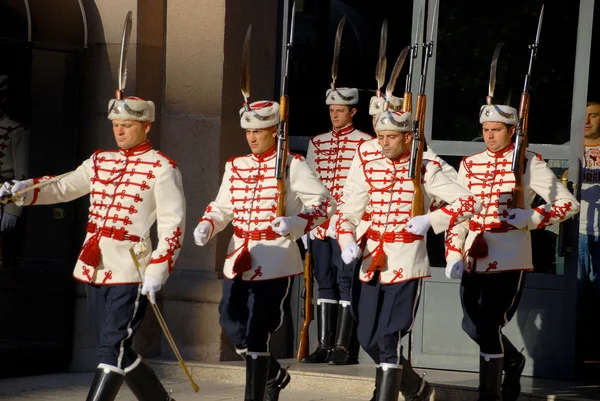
[282,155,336,240]
[14,158,93,206]
[510,154,580,230]
[424,160,482,234]
[196,159,236,243]
[146,165,186,284]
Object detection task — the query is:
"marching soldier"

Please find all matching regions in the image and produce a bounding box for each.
[367,93,458,400]
[0,75,29,234]
[0,96,185,401]
[193,100,335,401]
[444,104,579,401]
[337,110,482,401]
[301,86,371,365]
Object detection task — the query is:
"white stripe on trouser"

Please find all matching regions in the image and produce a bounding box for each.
[274,277,292,332]
[124,355,142,373]
[496,271,524,357]
[395,279,423,364]
[117,283,143,369]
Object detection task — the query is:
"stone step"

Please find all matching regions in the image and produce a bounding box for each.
[148,358,600,401]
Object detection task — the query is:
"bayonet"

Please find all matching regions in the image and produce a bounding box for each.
[404,6,422,112]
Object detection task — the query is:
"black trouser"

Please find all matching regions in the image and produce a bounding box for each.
[460,271,525,356]
[311,238,352,302]
[219,276,293,352]
[86,283,147,370]
[356,276,422,364]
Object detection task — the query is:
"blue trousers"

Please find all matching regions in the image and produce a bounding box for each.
[578,234,600,298]
[219,276,293,352]
[356,276,421,364]
[460,271,524,356]
[86,283,147,369]
[311,237,352,301]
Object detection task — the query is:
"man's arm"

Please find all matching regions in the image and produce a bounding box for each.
[424,160,482,235]
[146,165,186,284]
[336,152,370,250]
[197,160,236,240]
[284,155,336,240]
[15,158,93,206]
[520,153,580,229]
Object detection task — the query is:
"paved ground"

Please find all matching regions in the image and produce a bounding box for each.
[0,372,370,401]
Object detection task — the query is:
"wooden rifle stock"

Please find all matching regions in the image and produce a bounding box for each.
[512,92,530,210]
[410,93,426,217]
[403,92,412,113]
[276,96,289,217]
[296,239,314,361]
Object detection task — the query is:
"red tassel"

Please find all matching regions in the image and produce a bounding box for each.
[469,232,488,259]
[232,243,253,275]
[79,235,101,267]
[367,245,387,273]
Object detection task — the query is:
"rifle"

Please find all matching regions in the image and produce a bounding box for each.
[511,5,544,209]
[275,2,296,217]
[402,7,421,114]
[296,235,313,361]
[408,1,437,217]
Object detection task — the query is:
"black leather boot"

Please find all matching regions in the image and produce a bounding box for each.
[376,364,403,401]
[265,355,291,401]
[86,365,125,401]
[400,356,433,401]
[328,302,359,365]
[479,356,503,401]
[369,366,383,401]
[300,300,337,363]
[125,357,174,400]
[245,352,271,401]
[502,336,525,401]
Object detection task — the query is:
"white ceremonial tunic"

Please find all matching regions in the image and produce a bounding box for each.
[337,138,481,284]
[18,141,186,285]
[0,115,28,217]
[199,147,336,281]
[306,124,372,239]
[445,145,579,273]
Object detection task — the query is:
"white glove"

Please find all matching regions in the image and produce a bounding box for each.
[507,208,530,229]
[445,260,464,279]
[271,216,291,236]
[301,234,308,250]
[12,180,30,193]
[0,213,18,232]
[326,215,338,238]
[141,275,162,304]
[0,182,12,198]
[194,222,211,246]
[309,231,316,240]
[341,242,360,264]
[405,214,431,236]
